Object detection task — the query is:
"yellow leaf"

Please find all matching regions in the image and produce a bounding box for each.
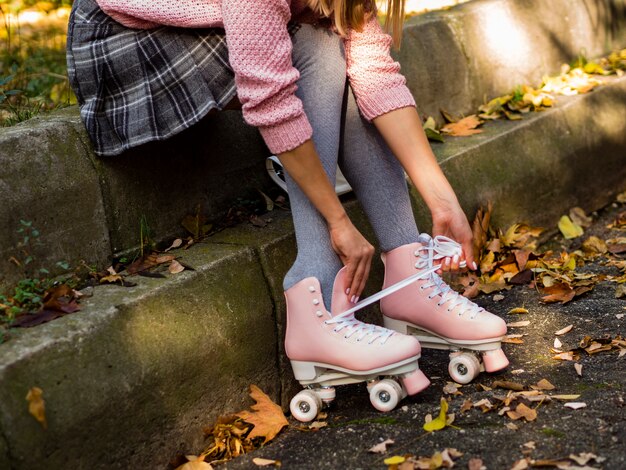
[383,455,406,465]
[508,307,529,314]
[558,215,584,239]
[236,385,288,443]
[26,387,47,429]
[423,397,449,432]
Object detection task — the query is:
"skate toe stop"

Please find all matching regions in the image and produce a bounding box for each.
[482,348,509,372]
[401,368,430,395]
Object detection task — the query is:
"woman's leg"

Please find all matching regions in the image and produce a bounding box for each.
[282,25,347,308]
[339,87,420,252]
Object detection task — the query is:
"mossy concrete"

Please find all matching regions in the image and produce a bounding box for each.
[0,110,110,288]
[411,73,626,230]
[89,110,273,254]
[399,0,626,123]
[0,244,278,469]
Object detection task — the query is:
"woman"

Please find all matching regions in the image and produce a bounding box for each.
[66,0,508,419]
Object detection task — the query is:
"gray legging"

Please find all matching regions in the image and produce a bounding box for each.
[283,24,420,308]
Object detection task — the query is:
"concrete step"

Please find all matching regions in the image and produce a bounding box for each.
[1,73,625,469]
[1,0,624,288]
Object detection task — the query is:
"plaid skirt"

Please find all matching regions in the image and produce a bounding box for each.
[66,0,299,157]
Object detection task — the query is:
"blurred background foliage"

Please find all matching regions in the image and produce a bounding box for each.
[0,1,74,126]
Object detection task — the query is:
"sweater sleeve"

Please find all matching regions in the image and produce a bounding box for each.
[344,14,416,121]
[221,1,313,154]
[95,0,222,29]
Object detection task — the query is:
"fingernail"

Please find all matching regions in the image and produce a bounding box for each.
[355,296,360,303]
[346,288,350,295]
[453,255,459,265]
[445,257,451,265]
[472,261,478,270]
[350,295,356,303]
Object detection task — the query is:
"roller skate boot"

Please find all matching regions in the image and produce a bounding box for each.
[285,267,430,422]
[380,234,509,384]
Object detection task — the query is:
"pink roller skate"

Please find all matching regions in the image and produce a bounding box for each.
[380,234,509,385]
[285,267,430,422]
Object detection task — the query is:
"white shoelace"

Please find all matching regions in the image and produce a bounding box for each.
[333,235,483,334]
[324,314,394,344]
[414,234,483,319]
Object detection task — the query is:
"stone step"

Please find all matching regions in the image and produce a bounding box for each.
[1,73,625,469]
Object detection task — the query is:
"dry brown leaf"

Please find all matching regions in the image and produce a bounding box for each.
[236,385,288,443]
[569,207,593,227]
[460,399,473,413]
[165,238,183,252]
[26,387,47,429]
[532,379,555,391]
[574,363,583,376]
[514,403,537,421]
[551,394,581,400]
[169,259,185,274]
[505,422,519,431]
[555,325,574,336]
[503,335,525,344]
[308,421,327,430]
[564,402,587,410]
[252,457,280,467]
[542,284,576,303]
[441,114,483,136]
[368,438,394,454]
[492,381,525,391]
[507,321,530,328]
[582,236,608,254]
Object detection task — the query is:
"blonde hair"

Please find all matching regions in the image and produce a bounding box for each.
[307,0,406,48]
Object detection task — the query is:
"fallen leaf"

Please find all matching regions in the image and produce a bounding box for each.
[582,236,608,254]
[554,338,562,349]
[368,439,394,454]
[42,284,80,313]
[564,402,587,410]
[555,325,574,336]
[492,381,525,391]
[503,335,525,344]
[558,215,584,239]
[169,259,185,274]
[505,422,519,431]
[252,457,279,467]
[616,284,626,299]
[569,452,604,465]
[26,387,46,429]
[508,307,529,314]
[441,114,483,136]
[176,455,213,470]
[514,403,537,421]
[236,385,288,443]
[532,379,555,391]
[443,382,463,395]
[569,207,592,227]
[493,294,505,302]
[384,455,406,466]
[308,421,327,430]
[574,363,583,376]
[523,441,536,449]
[551,394,581,400]
[542,284,576,303]
[423,397,449,432]
[552,351,578,361]
[507,321,530,328]
[460,399,473,413]
[164,238,183,252]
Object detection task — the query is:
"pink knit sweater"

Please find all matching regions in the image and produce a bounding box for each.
[95,0,416,154]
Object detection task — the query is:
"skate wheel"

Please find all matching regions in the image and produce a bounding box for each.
[290,390,321,423]
[448,353,481,384]
[369,379,402,412]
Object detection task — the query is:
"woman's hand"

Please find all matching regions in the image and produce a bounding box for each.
[431,203,476,274]
[328,216,374,303]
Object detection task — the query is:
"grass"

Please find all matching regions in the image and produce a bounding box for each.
[541,427,566,438]
[0,3,75,126]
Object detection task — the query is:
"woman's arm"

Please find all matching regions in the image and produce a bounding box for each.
[278,140,374,301]
[373,107,477,272]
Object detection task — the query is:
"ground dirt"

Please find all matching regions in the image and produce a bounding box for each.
[216,201,626,470]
